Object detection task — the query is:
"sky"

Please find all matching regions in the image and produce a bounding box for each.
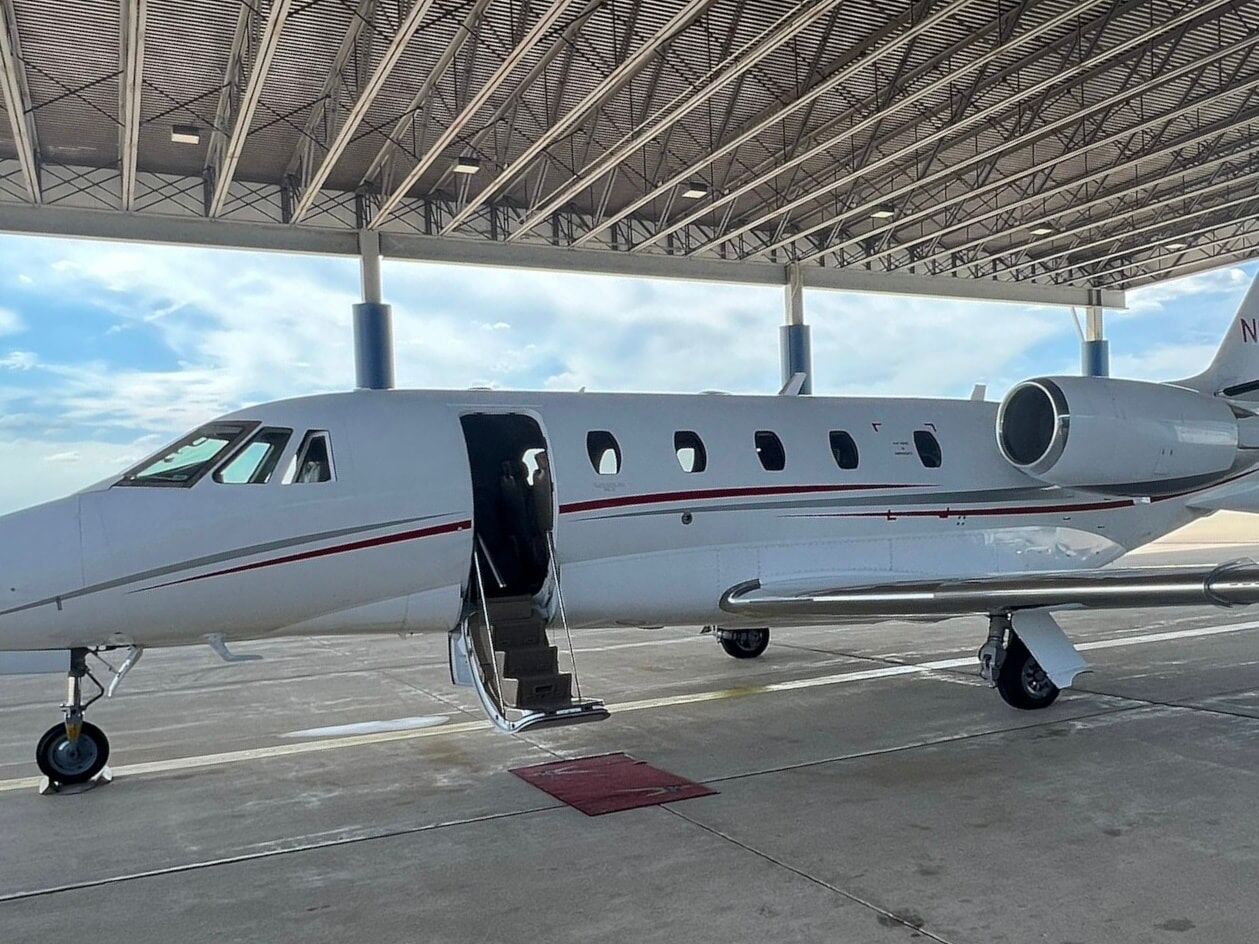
[0,231,1254,515]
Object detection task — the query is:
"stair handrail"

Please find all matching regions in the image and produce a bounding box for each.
[545,532,584,702]
[471,549,509,712]
[476,534,508,590]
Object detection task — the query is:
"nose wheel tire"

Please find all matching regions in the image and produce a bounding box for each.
[36,721,110,785]
[996,635,1060,710]
[718,628,770,659]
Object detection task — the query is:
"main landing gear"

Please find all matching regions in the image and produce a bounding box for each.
[715,627,770,659]
[978,614,1059,710]
[36,648,112,789]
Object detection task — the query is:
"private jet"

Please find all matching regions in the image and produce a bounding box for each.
[6,281,1259,788]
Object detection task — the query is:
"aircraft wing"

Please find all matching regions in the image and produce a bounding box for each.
[719,558,1259,622]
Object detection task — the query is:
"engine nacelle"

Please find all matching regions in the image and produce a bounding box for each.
[996,376,1239,494]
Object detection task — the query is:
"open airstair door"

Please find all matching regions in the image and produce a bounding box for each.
[453,413,608,734]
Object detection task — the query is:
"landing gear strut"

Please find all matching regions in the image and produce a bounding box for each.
[716,627,770,659]
[978,615,1059,711]
[35,648,111,787]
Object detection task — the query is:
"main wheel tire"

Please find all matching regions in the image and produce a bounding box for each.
[36,721,110,785]
[719,628,770,659]
[996,635,1060,710]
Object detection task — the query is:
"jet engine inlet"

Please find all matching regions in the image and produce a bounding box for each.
[995,375,1240,495]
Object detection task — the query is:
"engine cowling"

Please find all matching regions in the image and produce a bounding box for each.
[996,376,1239,495]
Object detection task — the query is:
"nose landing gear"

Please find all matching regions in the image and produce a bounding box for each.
[36,648,112,790]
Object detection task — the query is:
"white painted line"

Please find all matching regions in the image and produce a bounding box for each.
[0,619,1255,793]
[281,715,450,739]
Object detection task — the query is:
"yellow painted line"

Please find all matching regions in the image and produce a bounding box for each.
[1,619,1256,793]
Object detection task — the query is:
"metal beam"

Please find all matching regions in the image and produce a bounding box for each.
[118,0,146,210]
[733,0,1238,261]
[0,201,1124,308]
[0,0,39,202]
[360,0,496,207]
[284,0,376,191]
[628,0,1067,255]
[507,0,848,242]
[205,0,293,217]
[290,0,437,222]
[858,33,1259,271]
[371,0,574,229]
[573,0,999,250]
[440,0,717,235]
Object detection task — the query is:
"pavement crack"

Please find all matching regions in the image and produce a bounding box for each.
[699,704,1145,786]
[0,804,561,904]
[661,805,960,944]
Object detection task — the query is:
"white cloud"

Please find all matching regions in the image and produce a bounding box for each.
[0,350,37,370]
[0,307,23,336]
[0,437,147,515]
[1125,265,1253,315]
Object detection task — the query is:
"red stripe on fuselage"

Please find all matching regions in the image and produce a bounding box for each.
[558,482,922,515]
[825,498,1135,520]
[138,519,472,592]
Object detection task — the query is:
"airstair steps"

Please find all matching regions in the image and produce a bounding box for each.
[495,644,559,678]
[501,672,573,710]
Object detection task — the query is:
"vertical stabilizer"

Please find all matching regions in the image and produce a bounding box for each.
[1178,275,1259,400]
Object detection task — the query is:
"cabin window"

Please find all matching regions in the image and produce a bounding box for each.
[586,431,621,475]
[116,421,257,487]
[283,431,336,484]
[215,428,293,484]
[829,430,859,470]
[914,429,942,469]
[755,430,786,471]
[674,430,707,473]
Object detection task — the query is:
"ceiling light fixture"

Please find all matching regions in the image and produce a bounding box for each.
[870,205,896,219]
[1029,225,1055,236]
[452,155,481,175]
[681,181,709,199]
[170,124,201,145]
[1165,241,1189,251]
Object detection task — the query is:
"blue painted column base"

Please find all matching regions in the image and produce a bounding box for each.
[1081,338,1110,378]
[353,302,395,390]
[780,323,812,394]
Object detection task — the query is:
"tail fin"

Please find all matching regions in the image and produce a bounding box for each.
[1178,274,1259,400]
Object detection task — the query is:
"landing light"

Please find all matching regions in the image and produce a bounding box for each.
[170,125,201,145]
[681,181,709,199]
[452,155,481,175]
[870,205,896,219]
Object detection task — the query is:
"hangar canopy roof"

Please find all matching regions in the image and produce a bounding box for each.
[2,0,1258,307]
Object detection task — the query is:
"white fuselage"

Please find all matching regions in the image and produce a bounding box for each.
[0,388,1207,651]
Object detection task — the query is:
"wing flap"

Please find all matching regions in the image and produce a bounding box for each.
[720,559,1259,621]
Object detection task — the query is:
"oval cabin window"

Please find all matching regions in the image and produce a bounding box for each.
[755,430,786,471]
[829,430,859,470]
[913,429,942,469]
[586,431,622,475]
[674,430,707,473]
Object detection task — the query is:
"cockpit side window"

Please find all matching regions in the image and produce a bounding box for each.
[214,428,293,484]
[116,422,258,488]
[283,431,335,484]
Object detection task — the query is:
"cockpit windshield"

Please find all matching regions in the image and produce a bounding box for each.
[117,422,257,487]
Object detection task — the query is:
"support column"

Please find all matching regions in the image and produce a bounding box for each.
[353,229,395,390]
[780,263,812,394]
[1081,291,1109,378]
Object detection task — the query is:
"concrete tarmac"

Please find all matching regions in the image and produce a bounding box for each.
[2,546,1259,942]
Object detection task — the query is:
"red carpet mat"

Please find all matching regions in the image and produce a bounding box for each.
[511,752,717,816]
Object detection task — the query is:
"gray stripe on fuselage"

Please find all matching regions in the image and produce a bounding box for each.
[0,514,448,618]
